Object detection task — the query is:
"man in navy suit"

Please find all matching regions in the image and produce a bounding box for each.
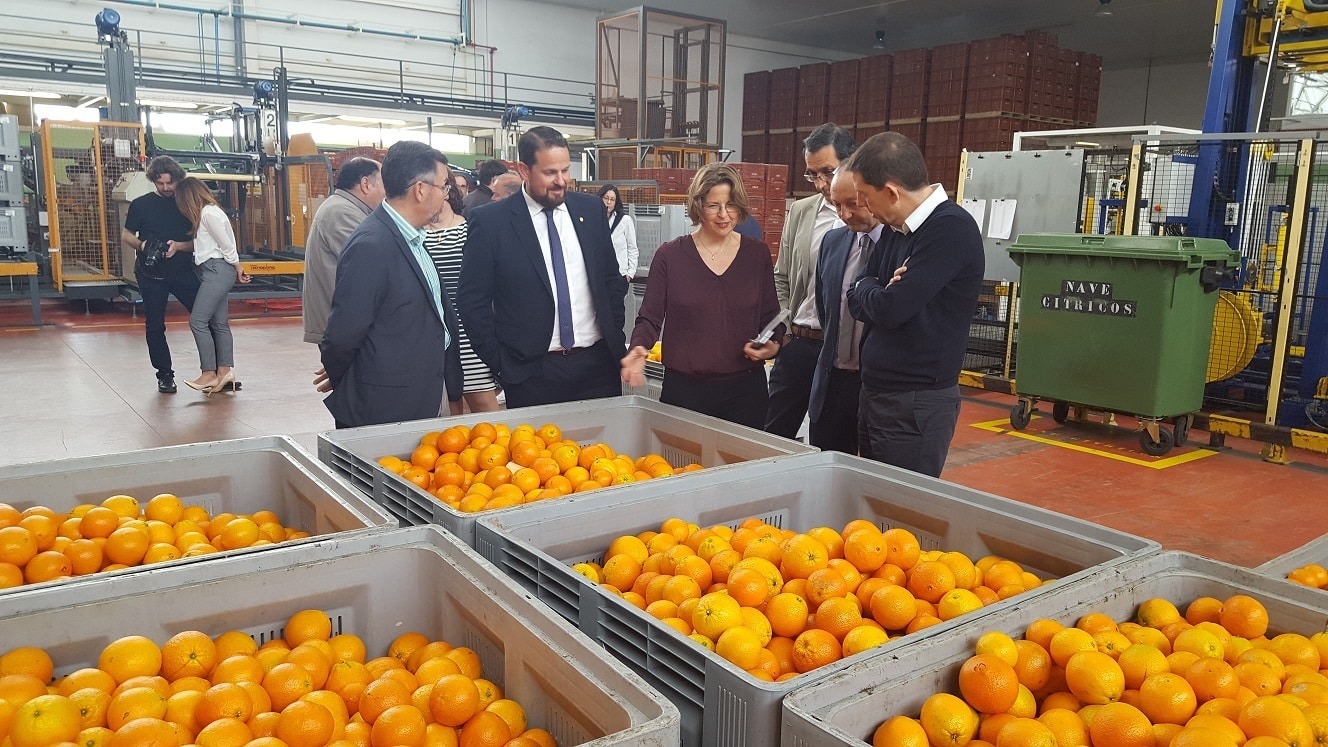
[458,127,627,408]
[808,171,883,453]
[319,141,462,428]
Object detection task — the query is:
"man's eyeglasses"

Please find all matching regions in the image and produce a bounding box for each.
[415,180,450,193]
[702,203,740,215]
[804,168,837,184]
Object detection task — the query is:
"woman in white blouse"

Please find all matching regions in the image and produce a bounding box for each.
[599,184,638,281]
[174,177,251,394]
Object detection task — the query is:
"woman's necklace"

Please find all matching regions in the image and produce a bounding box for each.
[696,233,732,261]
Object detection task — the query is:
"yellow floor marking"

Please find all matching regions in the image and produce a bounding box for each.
[970,417,1218,470]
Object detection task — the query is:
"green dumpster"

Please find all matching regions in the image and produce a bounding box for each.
[1006,234,1240,455]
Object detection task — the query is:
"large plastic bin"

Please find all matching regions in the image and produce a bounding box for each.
[0,525,680,745]
[0,435,394,594]
[317,395,815,545]
[782,551,1328,747]
[1007,233,1239,453]
[1257,531,1328,583]
[473,451,1158,747]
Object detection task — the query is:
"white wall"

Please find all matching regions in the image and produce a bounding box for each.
[1097,60,1211,129]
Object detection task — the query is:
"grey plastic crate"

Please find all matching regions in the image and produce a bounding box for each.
[782,551,1328,747]
[0,436,394,596]
[1257,531,1328,584]
[473,450,1158,747]
[0,526,679,746]
[622,361,665,400]
[317,395,815,545]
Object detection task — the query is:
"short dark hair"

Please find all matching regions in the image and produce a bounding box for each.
[842,132,929,192]
[803,123,857,161]
[686,164,749,225]
[145,155,186,184]
[518,126,568,167]
[334,157,380,192]
[476,159,508,186]
[597,183,624,219]
[381,141,450,199]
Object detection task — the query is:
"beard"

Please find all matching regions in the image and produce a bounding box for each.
[529,185,565,209]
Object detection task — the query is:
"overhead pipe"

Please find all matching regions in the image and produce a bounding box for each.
[102,0,465,46]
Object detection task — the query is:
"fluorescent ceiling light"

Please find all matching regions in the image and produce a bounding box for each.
[1074,141,1102,148]
[0,89,62,99]
[340,115,407,126]
[140,100,199,109]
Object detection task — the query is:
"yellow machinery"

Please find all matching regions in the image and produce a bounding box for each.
[1246,0,1328,70]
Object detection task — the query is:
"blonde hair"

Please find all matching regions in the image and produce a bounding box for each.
[686,164,750,225]
[173,177,219,237]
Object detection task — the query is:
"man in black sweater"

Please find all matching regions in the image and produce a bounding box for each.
[843,132,984,477]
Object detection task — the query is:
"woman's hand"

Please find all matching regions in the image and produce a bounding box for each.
[620,345,649,386]
[237,270,252,284]
[743,338,780,362]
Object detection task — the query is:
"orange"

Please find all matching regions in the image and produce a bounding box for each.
[1186,657,1240,702]
[868,585,918,632]
[286,644,333,690]
[428,674,480,728]
[18,514,58,551]
[98,636,162,684]
[958,654,1020,714]
[725,567,770,607]
[102,526,150,566]
[872,715,928,747]
[284,609,333,647]
[1137,671,1196,724]
[843,529,888,574]
[368,704,425,747]
[791,629,841,673]
[937,589,983,621]
[0,561,24,588]
[411,445,441,471]
[0,526,38,567]
[211,655,265,685]
[1118,643,1169,690]
[974,632,1019,668]
[388,632,430,665]
[805,567,849,607]
[58,668,116,696]
[262,663,314,711]
[158,631,217,682]
[164,689,204,732]
[406,642,453,673]
[275,700,334,747]
[67,687,109,729]
[995,718,1057,747]
[814,597,863,641]
[716,627,763,670]
[906,561,955,604]
[1012,640,1052,691]
[767,593,810,639]
[919,693,978,747]
[472,678,501,709]
[0,672,48,705]
[693,592,744,640]
[196,682,254,725]
[24,550,73,583]
[195,715,252,746]
[0,647,53,683]
[1024,619,1066,651]
[1269,632,1322,670]
[1038,708,1090,746]
[104,717,175,746]
[105,686,167,730]
[1087,701,1152,747]
[1136,598,1182,628]
[1065,650,1125,705]
[443,647,481,680]
[1239,694,1315,745]
[881,528,922,570]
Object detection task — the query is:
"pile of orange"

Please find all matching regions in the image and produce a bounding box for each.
[0,495,308,590]
[870,593,1328,747]
[577,516,1046,681]
[0,608,558,747]
[1285,562,1328,590]
[376,422,700,514]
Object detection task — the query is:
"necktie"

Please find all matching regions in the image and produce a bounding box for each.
[544,208,575,351]
[838,234,873,368]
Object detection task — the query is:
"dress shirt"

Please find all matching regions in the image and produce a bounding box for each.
[792,197,844,328]
[192,204,241,265]
[523,187,602,351]
[837,223,885,370]
[382,200,449,348]
[896,184,950,235]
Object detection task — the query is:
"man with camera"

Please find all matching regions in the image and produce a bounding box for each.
[121,155,201,394]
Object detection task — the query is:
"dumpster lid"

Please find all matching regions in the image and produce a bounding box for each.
[1007,233,1239,264]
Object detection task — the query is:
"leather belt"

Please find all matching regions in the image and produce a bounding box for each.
[549,347,591,356]
[790,323,824,341]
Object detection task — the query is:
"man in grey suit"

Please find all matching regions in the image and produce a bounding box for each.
[320,142,461,428]
[809,171,882,453]
[302,158,384,344]
[765,123,856,439]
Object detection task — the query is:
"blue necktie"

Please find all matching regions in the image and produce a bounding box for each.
[544,208,575,350]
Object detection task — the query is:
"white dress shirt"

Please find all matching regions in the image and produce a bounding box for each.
[193,204,240,265]
[792,197,844,328]
[523,187,602,351]
[895,184,949,235]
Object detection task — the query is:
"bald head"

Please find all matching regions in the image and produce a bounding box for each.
[830,170,878,234]
[490,173,523,200]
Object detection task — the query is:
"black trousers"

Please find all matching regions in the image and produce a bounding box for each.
[858,385,961,478]
[504,340,622,410]
[139,265,200,379]
[661,367,768,430]
[764,336,822,438]
[809,368,861,454]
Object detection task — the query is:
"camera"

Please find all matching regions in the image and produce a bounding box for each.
[138,237,170,280]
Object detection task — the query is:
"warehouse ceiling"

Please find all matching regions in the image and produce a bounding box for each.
[566,0,1211,67]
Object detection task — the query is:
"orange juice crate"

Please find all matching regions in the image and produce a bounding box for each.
[1257,531,1328,589]
[316,396,816,545]
[0,525,679,745]
[472,451,1158,747]
[0,436,393,596]
[781,550,1328,747]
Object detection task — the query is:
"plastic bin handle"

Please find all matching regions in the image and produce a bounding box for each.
[1200,265,1236,293]
[1079,235,1107,246]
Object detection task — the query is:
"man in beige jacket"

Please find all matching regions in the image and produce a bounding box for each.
[765,124,857,439]
[302,158,384,343]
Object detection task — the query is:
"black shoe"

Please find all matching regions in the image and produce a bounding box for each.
[157,376,177,394]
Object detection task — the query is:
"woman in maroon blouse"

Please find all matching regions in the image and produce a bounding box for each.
[621,164,783,428]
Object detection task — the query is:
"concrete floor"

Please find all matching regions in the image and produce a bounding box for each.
[3,298,1328,568]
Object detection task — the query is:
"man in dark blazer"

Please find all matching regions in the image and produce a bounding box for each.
[458,127,627,408]
[809,171,883,453]
[320,141,462,428]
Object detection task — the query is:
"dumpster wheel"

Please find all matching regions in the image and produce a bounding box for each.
[1010,399,1035,430]
[1139,423,1175,457]
[1172,414,1193,447]
[1052,401,1071,424]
